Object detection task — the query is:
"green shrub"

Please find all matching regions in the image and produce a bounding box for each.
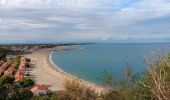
[19,78,34,87]
[4,64,10,70]
[0,75,15,85]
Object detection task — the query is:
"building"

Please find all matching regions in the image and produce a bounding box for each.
[0,62,9,75]
[14,71,25,81]
[31,85,49,96]
[0,66,5,75]
[4,66,14,76]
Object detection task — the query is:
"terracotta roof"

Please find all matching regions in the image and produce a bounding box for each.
[4,66,14,76]
[14,72,25,81]
[31,85,48,93]
[0,66,5,71]
[1,62,8,67]
[14,75,24,81]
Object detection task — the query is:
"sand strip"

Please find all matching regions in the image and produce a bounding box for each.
[24,50,109,92]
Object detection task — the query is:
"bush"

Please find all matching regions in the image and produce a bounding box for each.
[0,75,15,85]
[64,78,80,92]
[58,78,98,100]
[15,88,33,100]
[0,50,6,60]
[12,68,18,75]
[4,64,10,70]
[7,88,33,100]
[30,92,59,100]
[19,78,34,87]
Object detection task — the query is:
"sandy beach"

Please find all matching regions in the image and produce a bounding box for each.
[24,49,108,92]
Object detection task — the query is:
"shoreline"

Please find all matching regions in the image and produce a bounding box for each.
[48,50,110,92]
[24,49,110,93]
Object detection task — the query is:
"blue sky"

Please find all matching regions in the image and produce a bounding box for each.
[0,0,170,43]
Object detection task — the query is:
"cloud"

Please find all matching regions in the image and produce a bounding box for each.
[0,0,170,43]
[0,0,103,8]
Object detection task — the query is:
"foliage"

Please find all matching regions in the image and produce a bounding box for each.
[0,75,15,85]
[64,78,80,92]
[136,53,170,100]
[0,85,8,100]
[4,64,11,70]
[15,55,21,64]
[12,68,18,75]
[19,78,34,87]
[0,48,23,60]
[57,78,98,100]
[14,88,33,100]
[6,88,33,100]
[0,84,32,100]
[0,52,6,60]
[99,70,114,87]
[31,92,59,100]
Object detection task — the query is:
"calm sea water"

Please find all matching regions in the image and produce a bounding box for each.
[51,43,170,84]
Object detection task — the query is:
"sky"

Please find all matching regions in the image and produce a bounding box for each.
[0,0,170,43]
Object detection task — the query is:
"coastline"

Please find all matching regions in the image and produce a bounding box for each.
[24,49,110,93]
[49,51,110,92]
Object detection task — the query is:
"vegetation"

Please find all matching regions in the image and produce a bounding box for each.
[4,64,11,70]
[14,88,33,100]
[0,48,23,60]
[0,49,6,60]
[59,78,98,100]
[19,78,34,87]
[0,75,15,85]
[0,84,33,100]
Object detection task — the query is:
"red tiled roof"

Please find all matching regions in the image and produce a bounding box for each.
[14,75,24,81]
[14,71,25,81]
[31,85,48,93]
[4,66,14,76]
[0,66,5,71]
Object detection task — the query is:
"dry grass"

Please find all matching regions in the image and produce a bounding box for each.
[58,78,98,100]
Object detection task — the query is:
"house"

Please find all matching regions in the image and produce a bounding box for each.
[14,71,25,81]
[4,66,14,76]
[0,62,8,75]
[31,85,49,96]
[0,66,5,75]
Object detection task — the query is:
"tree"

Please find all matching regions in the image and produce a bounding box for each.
[0,85,8,100]
[0,52,6,60]
[15,55,21,64]
[0,75,15,85]
[19,78,34,87]
[4,64,11,70]
[15,88,33,100]
[133,53,170,100]
[0,48,6,60]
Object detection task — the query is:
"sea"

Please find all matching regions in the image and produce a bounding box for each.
[51,43,170,84]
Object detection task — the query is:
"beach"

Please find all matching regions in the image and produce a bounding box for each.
[24,49,108,92]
